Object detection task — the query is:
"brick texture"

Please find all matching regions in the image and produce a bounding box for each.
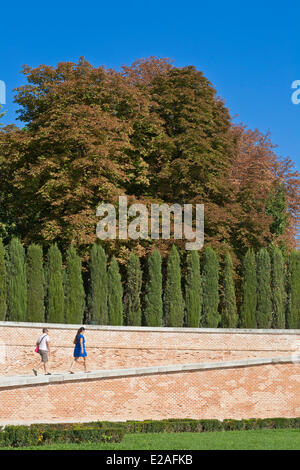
[0,324,299,376]
[0,363,299,424]
[0,324,299,424]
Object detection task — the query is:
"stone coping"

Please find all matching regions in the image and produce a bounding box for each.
[0,355,299,389]
[0,321,300,335]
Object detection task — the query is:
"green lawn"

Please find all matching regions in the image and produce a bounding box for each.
[1,429,300,450]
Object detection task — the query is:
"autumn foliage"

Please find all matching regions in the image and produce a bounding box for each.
[0,57,299,263]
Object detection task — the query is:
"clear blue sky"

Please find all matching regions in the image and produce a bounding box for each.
[1,1,299,171]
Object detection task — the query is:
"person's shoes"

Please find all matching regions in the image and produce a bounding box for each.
[32,369,37,376]
[69,371,74,374]
[45,373,51,375]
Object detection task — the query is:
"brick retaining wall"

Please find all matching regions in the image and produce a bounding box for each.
[0,322,299,376]
[0,322,299,424]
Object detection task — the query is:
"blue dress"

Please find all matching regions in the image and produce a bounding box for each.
[73,334,87,358]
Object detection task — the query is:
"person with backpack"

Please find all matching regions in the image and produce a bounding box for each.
[33,328,51,376]
[69,327,90,374]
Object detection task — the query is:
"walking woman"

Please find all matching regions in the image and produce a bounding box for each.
[69,327,89,373]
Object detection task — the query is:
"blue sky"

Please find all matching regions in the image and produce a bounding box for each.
[1,1,299,171]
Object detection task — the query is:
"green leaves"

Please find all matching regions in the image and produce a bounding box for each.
[201,247,220,328]
[7,238,27,322]
[64,245,85,325]
[240,249,257,328]
[164,245,184,327]
[45,244,64,323]
[144,249,163,327]
[88,244,108,325]
[124,253,142,326]
[185,251,201,328]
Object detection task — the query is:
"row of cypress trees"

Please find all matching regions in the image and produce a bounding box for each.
[0,238,299,328]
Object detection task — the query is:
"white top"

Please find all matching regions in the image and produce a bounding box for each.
[37,334,50,351]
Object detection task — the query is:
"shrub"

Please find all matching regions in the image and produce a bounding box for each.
[45,244,64,323]
[7,238,27,321]
[256,248,272,328]
[240,248,257,328]
[1,418,300,448]
[124,253,142,326]
[64,245,85,324]
[221,252,238,328]
[2,425,40,447]
[144,249,163,327]
[26,243,45,323]
[185,251,202,327]
[164,245,184,327]
[88,244,108,325]
[0,238,7,321]
[223,419,244,431]
[108,256,123,326]
[201,247,220,328]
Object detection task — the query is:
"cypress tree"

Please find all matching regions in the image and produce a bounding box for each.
[185,250,201,327]
[88,244,108,325]
[108,256,123,326]
[64,245,85,324]
[144,249,163,327]
[26,243,45,323]
[270,246,285,329]
[221,252,238,328]
[256,248,272,328]
[7,238,27,321]
[45,244,64,323]
[201,247,220,327]
[240,248,257,328]
[125,253,142,326]
[0,238,7,321]
[164,245,184,327]
[286,250,300,329]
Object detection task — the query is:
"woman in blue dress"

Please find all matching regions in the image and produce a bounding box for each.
[69,327,89,373]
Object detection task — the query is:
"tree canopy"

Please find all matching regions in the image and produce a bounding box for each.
[0,57,299,262]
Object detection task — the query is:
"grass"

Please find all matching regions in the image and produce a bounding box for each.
[1,429,300,450]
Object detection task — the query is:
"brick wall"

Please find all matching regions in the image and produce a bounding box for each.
[0,322,299,424]
[0,322,299,376]
[0,362,299,424]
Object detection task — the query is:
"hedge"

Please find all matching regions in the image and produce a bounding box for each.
[1,418,300,447]
[0,424,124,448]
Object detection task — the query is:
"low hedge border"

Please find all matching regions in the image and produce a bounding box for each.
[110,417,300,433]
[0,417,299,447]
[0,425,124,448]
